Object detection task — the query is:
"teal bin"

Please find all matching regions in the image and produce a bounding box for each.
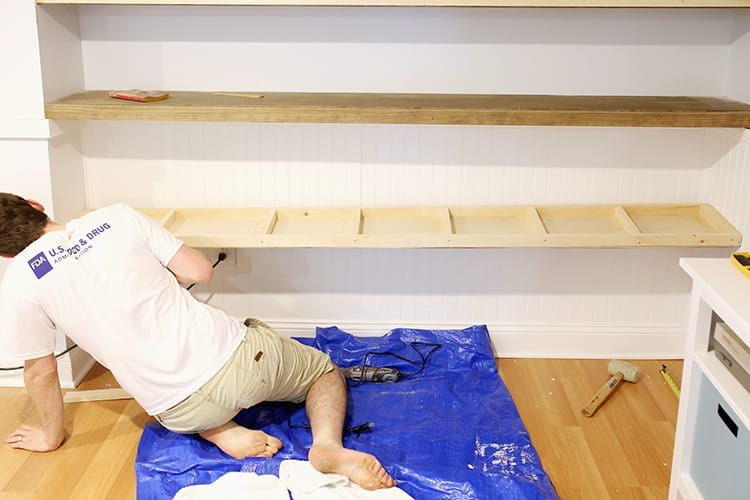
[690,374,750,499]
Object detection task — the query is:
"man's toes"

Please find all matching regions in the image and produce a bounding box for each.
[266,442,281,453]
[369,462,394,487]
[269,436,283,449]
[378,473,394,487]
[380,472,395,487]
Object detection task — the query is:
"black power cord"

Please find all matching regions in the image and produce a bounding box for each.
[0,251,228,372]
[0,343,79,372]
[362,341,442,379]
[345,341,442,387]
[288,416,376,437]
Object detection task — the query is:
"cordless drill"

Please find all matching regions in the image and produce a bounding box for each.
[342,365,401,383]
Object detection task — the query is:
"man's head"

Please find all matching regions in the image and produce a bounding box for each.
[0,193,49,257]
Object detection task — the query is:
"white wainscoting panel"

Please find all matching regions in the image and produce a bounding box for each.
[701,129,750,252]
[79,123,744,357]
[82,123,717,208]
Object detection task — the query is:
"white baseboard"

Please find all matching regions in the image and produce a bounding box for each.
[0,320,684,388]
[0,348,96,389]
[260,319,686,359]
[0,367,23,387]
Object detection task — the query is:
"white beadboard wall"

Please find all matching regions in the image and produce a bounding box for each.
[32,5,750,359]
[81,123,734,358]
[82,124,721,208]
[701,129,750,252]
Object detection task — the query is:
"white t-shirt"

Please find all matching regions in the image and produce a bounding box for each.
[0,204,245,415]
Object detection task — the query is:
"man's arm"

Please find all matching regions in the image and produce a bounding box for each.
[4,353,65,452]
[167,244,214,286]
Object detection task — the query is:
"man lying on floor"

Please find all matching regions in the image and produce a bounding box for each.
[0,193,394,491]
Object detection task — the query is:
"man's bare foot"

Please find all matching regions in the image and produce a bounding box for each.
[199,421,282,459]
[309,445,395,490]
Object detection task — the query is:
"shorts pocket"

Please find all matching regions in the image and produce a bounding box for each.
[234,346,271,410]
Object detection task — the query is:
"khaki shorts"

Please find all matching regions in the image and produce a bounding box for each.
[155,318,334,434]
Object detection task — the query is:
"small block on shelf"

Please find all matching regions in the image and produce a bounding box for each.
[107,90,170,102]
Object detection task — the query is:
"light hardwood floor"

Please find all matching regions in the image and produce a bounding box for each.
[0,358,681,499]
[497,358,682,500]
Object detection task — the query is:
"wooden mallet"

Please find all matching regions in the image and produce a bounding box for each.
[581,359,641,417]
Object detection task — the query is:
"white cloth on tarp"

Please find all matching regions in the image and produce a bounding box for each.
[173,471,289,500]
[279,459,413,500]
[173,460,414,500]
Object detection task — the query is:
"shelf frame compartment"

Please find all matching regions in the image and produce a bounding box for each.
[138,203,742,249]
[45,91,750,128]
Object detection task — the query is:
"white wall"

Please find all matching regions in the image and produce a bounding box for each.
[0,0,52,294]
[76,6,736,95]
[728,11,750,103]
[0,2,96,387]
[701,131,750,253]
[0,1,53,212]
[707,12,750,251]
[82,124,724,208]
[0,2,45,120]
[23,5,750,359]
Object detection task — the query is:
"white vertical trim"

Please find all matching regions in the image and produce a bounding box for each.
[0,1,45,120]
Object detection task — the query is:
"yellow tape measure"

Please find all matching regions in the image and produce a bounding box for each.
[660,364,680,399]
[732,252,750,279]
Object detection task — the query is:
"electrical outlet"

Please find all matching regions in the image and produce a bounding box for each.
[218,248,236,266]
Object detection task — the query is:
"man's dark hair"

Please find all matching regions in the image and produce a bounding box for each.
[0,193,49,256]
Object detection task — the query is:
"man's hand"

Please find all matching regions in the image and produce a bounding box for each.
[14,354,66,453]
[5,424,63,452]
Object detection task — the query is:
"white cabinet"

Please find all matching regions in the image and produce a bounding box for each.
[670,258,750,500]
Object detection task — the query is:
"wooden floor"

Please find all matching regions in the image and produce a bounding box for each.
[497,358,682,500]
[0,358,681,499]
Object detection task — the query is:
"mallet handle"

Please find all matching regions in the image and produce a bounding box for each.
[581,371,624,417]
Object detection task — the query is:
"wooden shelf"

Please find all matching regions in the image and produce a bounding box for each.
[35,1,750,7]
[137,203,741,248]
[45,91,750,128]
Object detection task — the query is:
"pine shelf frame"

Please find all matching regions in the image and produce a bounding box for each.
[45,91,750,128]
[137,204,742,248]
[34,1,750,7]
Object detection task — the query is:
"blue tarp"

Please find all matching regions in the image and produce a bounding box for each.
[135,325,558,499]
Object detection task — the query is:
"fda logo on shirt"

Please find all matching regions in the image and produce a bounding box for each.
[28,251,53,279]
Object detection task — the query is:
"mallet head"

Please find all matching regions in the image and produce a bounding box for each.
[608,359,641,383]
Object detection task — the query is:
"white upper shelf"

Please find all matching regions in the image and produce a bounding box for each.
[34,0,750,7]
